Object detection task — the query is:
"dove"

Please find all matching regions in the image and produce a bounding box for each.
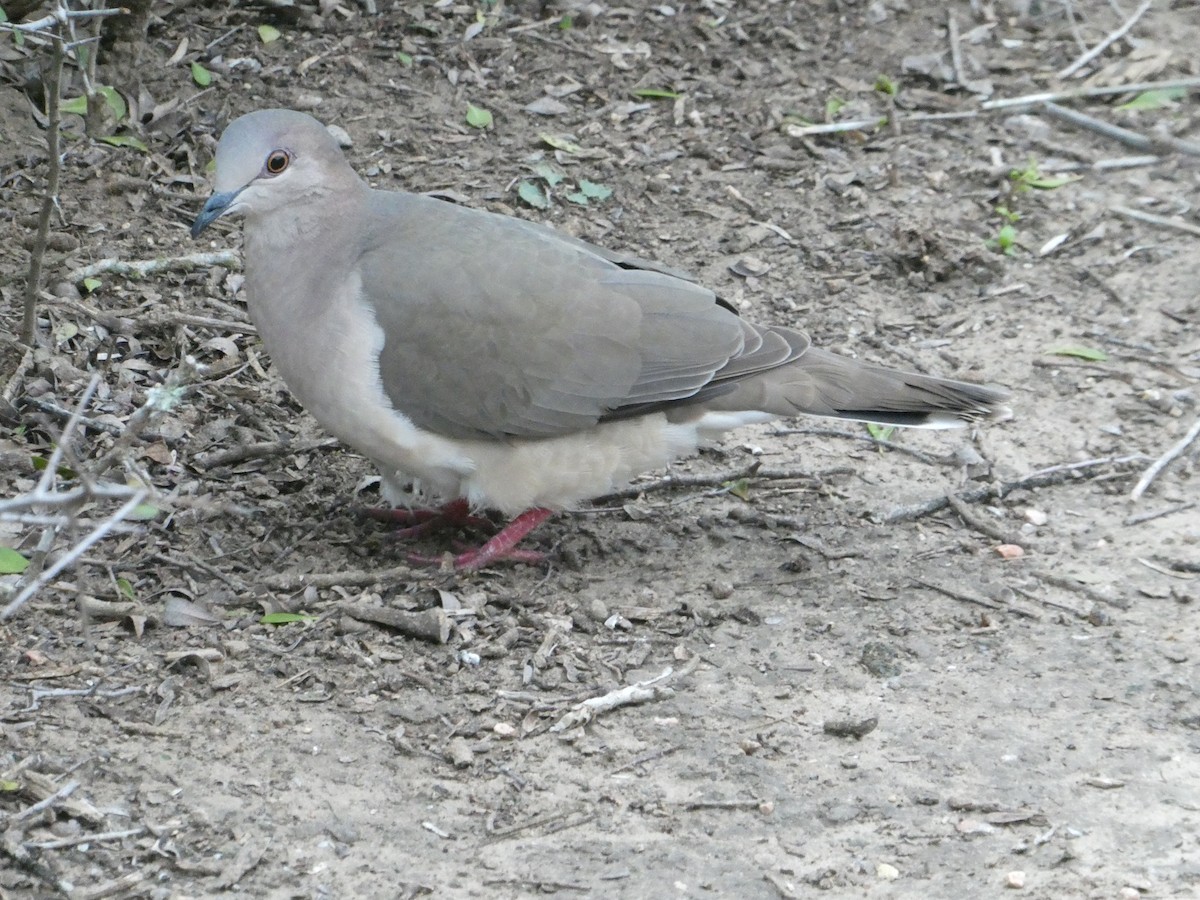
[192,109,1009,569]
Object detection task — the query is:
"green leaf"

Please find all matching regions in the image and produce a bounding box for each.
[565,191,588,205]
[874,74,898,96]
[99,134,149,152]
[1047,345,1108,362]
[31,455,77,479]
[532,161,565,186]
[83,277,102,293]
[558,13,573,29]
[394,51,413,66]
[465,103,493,129]
[722,478,752,501]
[989,223,1018,255]
[994,205,1020,224]
[517,180,549,209]
[191,61,212,87]
[1019,172,1079,190]
[538,133,582,153]
[1117,87,1185,111]
[116,577,135,600]
[0,779,20,792]
[61,95,88,115]
[261,612,317,625]
[825,97,846,118]
[98,85,126,121]
[578,179,612,201]
[0,547,30,575]
[866,423,895,442]
[632,88,679,100]
[257,23,281,43]
[127,503,161,521]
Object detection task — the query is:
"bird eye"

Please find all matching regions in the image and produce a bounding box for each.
[265,150,290,175]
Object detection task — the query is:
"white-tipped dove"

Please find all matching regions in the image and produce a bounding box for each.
[192,109,1010,570]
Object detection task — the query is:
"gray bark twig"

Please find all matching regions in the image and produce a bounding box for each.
[1057,0,1154,79]
[1130,416,1200,500]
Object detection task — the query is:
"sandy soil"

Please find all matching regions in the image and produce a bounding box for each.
[2,1,1198,898]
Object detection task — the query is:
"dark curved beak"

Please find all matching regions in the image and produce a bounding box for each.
[190,188,243,238]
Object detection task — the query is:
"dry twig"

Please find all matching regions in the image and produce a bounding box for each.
[944,493,1024,545]
[885,454,1149,523]
[1041,102,1200,157]
[67,250,240,283]
[1130,415,1200,500]
[550,667,677,732]
[914,578,1040,620]
[1057,0,1153,79]
[1110,205,1200,238]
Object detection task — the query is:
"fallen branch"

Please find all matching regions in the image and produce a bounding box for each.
[1057,0,1153,79]
[260,565,416,591]
[1050,154,1161,173]
[194,438,339,470]
[67,250,240,283]
[9,780,80,825]
[1124,501,1197,526]
[550,667,677,732]
[1130,415,1200,500]
[1041,102,1200,157]
[914,578,1040,620]
[26,826,146,851]
[781,77,1200,140]
[884,454,1150,523]
[598,462,833,503]
[1,489,148,620]
[1110,205,1200,239]
[1033,569,1130,610]
[944,492,1024,545]
[981,76,1200,110]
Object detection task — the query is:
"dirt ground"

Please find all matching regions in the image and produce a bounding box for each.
[2,1,1199,898]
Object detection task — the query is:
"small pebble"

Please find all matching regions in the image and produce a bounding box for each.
[325,123,353,147]
[493,722,516,738]
[584,597,609,622]
[1119,889,1141,899]
[957,818,996,835]
[446,737,474,769]
[1006,871,1025,889]
[707,580,734,600]
[876,863,899,880]
[1023,508,1048,526]
[823,716,878,739]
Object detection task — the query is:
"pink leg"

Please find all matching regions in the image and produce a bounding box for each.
[363,498,496,538]
[409,508,555,571]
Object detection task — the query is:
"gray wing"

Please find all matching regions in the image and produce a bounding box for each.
[361,192,775,440]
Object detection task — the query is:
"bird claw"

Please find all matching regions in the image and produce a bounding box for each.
[363,498,497,537]
[407,546,546,572]
[403,507,555,571]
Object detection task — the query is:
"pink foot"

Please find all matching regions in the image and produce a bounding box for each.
[408,508,555,571]
[363,498,496,538]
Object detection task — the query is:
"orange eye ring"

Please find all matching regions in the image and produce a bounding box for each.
[265,150,290,175]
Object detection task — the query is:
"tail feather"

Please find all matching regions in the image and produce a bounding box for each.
[698,345,1011,429]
